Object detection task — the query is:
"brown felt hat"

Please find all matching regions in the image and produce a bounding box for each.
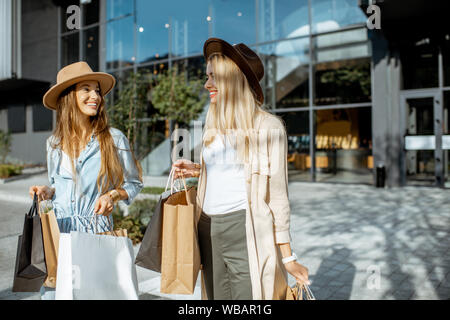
[203,38,264,105]
[43,61,116,110]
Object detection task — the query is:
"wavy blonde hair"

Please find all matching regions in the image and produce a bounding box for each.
[204,53,272,163]
[51,84,143,194]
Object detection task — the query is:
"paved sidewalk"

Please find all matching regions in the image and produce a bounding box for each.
[0,173,449,300]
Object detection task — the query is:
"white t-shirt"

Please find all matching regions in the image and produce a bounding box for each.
[202,135,248,215]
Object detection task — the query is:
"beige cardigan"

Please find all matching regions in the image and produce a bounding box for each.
[196,112,292,300]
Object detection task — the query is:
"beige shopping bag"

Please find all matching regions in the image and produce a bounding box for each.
[160,175,200,295]
[39,202,60,288]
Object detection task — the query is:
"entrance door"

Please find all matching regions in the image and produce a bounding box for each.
[401,90,444,187]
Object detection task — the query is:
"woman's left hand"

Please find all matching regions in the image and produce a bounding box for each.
[284,261,311,286]
[94,194,114,216]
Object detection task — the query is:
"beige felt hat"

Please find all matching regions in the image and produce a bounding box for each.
[43,61,116,110]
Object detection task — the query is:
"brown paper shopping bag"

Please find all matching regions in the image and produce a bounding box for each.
[38,201,60,289]
[160,175,200,295]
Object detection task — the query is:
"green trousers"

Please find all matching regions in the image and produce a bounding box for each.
[198,209,253,300]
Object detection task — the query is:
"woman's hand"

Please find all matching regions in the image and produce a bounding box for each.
[172,159,201,180]
[284,261,310,286]
[94,194,114,216]
[29,185,54,201]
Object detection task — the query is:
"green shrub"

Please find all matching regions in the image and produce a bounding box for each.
[112,198,158,245]
[141,186,165,195]
[0,164,23,179]
[0,130,11,163]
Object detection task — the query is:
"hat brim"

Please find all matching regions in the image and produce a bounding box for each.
[203,38,264,105]
[43,72,116,110]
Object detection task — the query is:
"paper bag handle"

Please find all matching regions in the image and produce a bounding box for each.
[165,167,191,205]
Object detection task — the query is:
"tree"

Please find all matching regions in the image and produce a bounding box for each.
[151,66,207,130]
[108,71,153,160]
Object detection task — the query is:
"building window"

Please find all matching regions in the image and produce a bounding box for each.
[7,104,26,133]
[61,32,80,68]
[258,0,309,42]
[32,105,53,132]
[315,107,372,184]
[400,38,439,90]
[83,26,99,71]
[106,15,134,69]
[311,0,367,34]
[279,111,310,181]
[314,58,371,105]
[258,37,310,109]
[442,34,450,87]
[83,0,100,26]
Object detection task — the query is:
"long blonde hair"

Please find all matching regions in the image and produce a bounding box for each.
[204,53,272,163]
[51,84,143,194]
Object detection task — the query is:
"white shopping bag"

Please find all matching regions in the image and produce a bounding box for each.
[55,231,139,300]
[55,233,73,300]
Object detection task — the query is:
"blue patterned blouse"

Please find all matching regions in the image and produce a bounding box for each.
[46,128,143,234]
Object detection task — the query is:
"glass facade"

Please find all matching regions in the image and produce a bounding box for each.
[60,0,371,184]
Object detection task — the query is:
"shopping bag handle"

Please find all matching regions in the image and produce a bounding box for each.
[89,213,114,234]
[293,283,316,300]
[165,167,191,205]
[27,193,39,218]
[37,196,52,217]
[165,167,180,194]
[165,166,188,195]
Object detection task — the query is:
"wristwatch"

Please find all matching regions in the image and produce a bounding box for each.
[108,189,120,205]
[282,253,298,265]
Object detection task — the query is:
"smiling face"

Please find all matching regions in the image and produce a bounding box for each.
[75,80,102,117]
[204,62,218,104]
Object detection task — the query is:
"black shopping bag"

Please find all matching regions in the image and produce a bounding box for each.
[135,190,172,273]
[12,193,47,292]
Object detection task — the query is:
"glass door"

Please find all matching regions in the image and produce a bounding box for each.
[401,91,443,187]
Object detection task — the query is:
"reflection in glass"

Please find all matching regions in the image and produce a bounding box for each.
[311,0,366,33]
[315,107,372,184]
[107,0,133,20]
[61,32,79,67]
[314,28,369,63]
[258,38,309,109]
[315,58,371,105]
[279,111,310,182]
[136,0,209,62]
[106,16,134,70]
[83,27,99,72]
[400,38,439,90]
[211,0,255,45]
[258,0,309,42]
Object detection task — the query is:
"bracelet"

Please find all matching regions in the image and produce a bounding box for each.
[108,189,120,205]
[282,253,298,265]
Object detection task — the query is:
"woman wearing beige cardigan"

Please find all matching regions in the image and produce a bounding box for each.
[172,38,309,300]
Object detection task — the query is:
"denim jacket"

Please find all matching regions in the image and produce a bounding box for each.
[46,128,143,233]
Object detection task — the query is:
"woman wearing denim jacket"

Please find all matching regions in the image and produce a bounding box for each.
[29,61,143,299]
[173,38,309,300]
